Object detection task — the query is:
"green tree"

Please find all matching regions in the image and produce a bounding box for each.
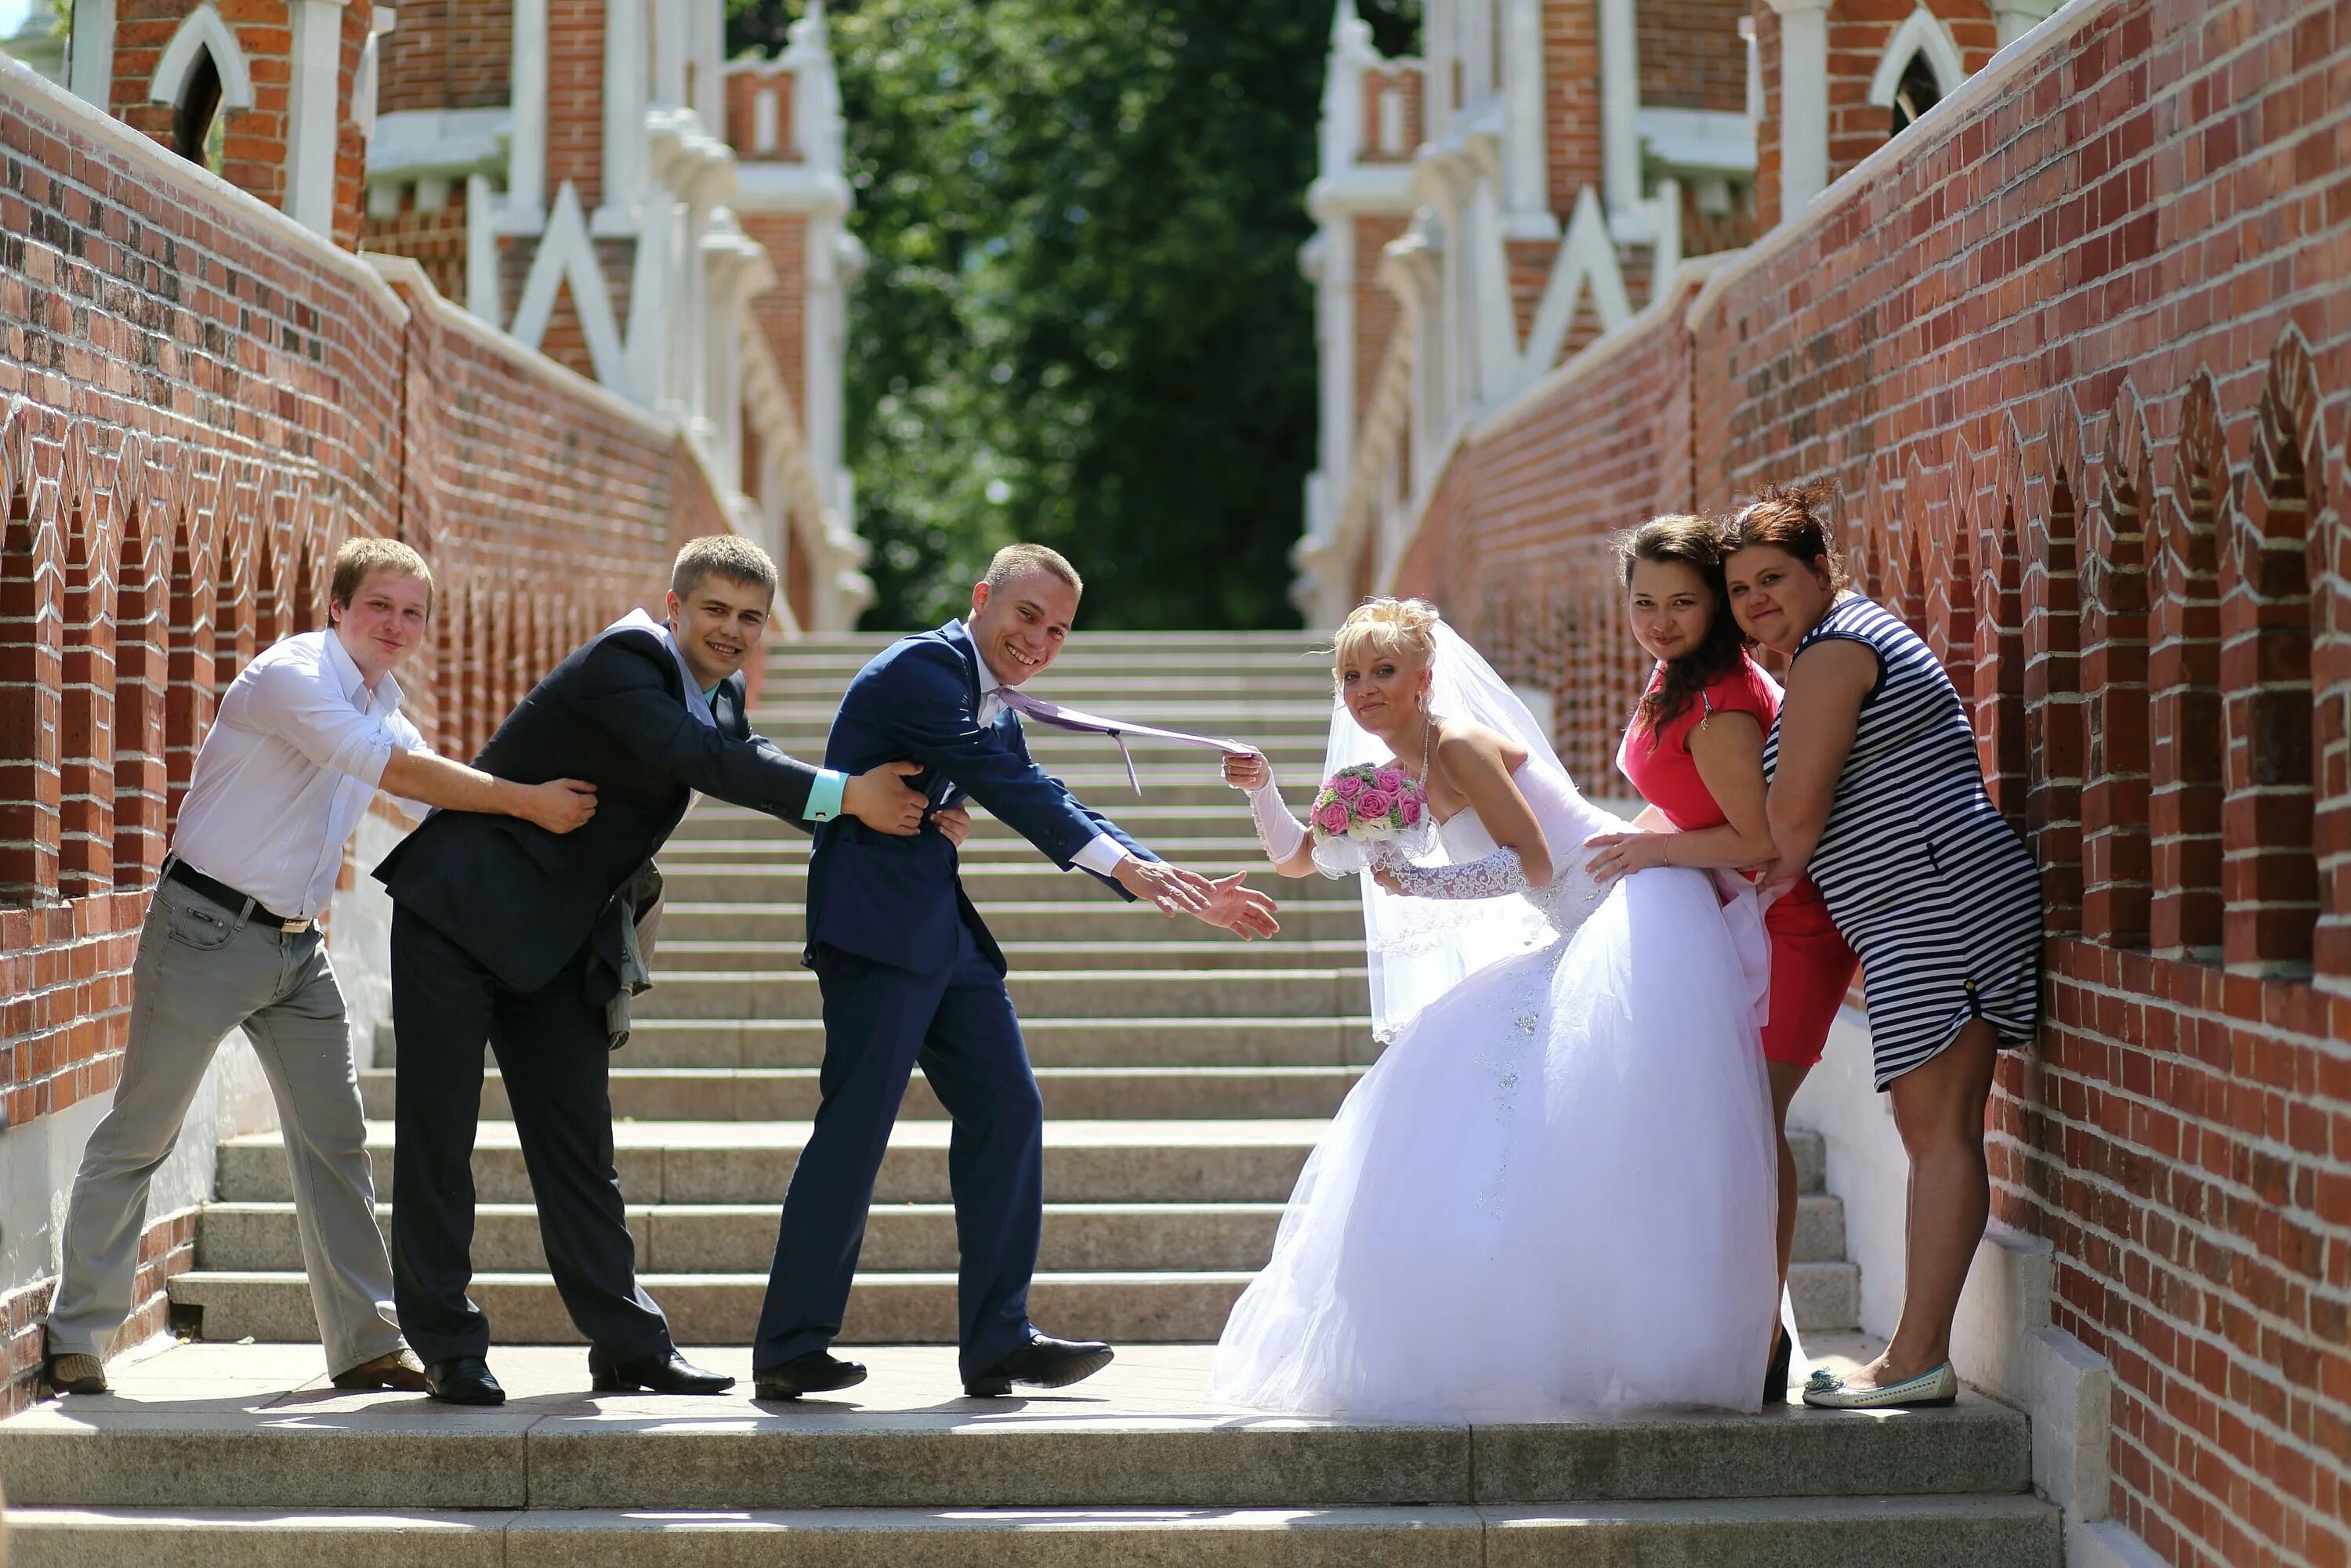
[729,0,1418,628]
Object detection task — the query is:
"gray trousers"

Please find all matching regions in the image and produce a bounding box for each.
[45,874,404,1375]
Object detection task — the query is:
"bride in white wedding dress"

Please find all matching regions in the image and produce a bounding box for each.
[1212,598,1781,1420]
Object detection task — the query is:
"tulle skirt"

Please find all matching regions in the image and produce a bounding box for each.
[1211,866,1782,1420]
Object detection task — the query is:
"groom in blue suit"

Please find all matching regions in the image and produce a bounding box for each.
[753,543,1280,1400]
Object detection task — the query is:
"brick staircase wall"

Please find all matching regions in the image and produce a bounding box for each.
[1378,4,2351,1564]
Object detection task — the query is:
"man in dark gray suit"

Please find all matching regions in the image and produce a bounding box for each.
[375,536,931,1405]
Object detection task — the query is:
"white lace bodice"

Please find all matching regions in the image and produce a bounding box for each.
[1427,762,1610,933]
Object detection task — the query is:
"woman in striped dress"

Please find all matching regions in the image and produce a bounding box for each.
[1722,483,2043,1411]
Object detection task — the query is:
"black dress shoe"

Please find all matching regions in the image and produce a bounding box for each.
[423,1356,505,1406]
[752,1350,868,1400]
[963,1333,1114,1398]
[589,1346,735,1395]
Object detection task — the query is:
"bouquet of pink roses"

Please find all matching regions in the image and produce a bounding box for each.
[1308,762,1436,876]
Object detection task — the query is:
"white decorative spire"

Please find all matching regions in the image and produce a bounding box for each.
[1320,0,1378,175]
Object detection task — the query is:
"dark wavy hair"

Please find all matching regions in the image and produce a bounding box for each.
[1615,514,1749,742]
[1719,478,1850,592]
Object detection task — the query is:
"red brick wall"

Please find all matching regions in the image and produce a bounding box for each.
[358,184,470,302]
[0,74,736,1412]
[377,0,511,113]
[1640,0,1752,111]
[1353,214,1410,429]
[544,0,604,208]
[1543,0,1604,217]
[1387,5,2351,1564]
[740,212,810,441]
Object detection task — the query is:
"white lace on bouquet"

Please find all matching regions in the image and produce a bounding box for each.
[1321,621,1596,1041]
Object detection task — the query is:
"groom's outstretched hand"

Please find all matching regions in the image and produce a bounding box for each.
[1194,872,1281,940]
[1112,856,1217,916]
[843,760,930,836]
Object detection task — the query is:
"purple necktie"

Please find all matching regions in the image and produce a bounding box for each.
[994,686,1256,796]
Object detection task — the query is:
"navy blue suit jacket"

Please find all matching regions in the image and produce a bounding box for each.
[804,619,1154,976]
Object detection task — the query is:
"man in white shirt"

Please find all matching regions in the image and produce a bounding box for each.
[42,538,603,1396]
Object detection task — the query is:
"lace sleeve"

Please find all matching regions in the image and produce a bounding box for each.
[1385,846,1531,900]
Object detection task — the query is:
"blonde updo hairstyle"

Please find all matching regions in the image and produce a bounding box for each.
[1331,597,1441,692]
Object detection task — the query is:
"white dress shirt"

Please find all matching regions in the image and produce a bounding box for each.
[973,643,1129,876]
[172,630,429,920]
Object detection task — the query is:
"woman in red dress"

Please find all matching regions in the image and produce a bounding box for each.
[1585,515,1860,1403]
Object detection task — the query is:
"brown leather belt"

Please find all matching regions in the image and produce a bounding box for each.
[166,860,313,932]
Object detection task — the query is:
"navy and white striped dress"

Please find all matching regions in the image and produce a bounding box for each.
[1762,596,2043,1088]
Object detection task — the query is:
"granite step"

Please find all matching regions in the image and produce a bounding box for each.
[650,862,1357,904]
[212,1120,1335,1206]
[196,1200,1294,1274]
[0,1345,2032,1513]
[197,1190,1849,1275]
[165,1261,1862,1344]
[667,802,1318,840]
[642,936,1365,972]
[168,1267,1258,1345]
[647,900,1368,946]
[626,969,1373,1022]
[354,1063,1372,1121]
[377,1015,1385,1070]
[1,1494,2063,1566]
[655,834,1284,865]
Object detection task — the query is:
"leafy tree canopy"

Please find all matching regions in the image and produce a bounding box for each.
[727,0,1418,629]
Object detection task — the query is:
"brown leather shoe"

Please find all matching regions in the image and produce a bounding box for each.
[44,1351,108,1396]
[331,1347,430,1391]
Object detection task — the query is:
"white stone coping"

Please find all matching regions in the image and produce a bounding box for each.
[731,161,850,217]
[1634,107,1755,176]
[365,105,510,184]
[0,53,412,324]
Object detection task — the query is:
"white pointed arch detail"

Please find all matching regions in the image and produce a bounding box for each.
[1867,6,1968,110]
[147,3,255,110]
[1517,188,1635,379]
[509,182,631,391]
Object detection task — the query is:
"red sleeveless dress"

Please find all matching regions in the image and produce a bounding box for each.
[1617,657,1857,1067]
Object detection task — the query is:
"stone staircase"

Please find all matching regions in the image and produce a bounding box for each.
[0,631,2059,1564]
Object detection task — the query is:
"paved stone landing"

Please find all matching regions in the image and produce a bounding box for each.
[0,1340,2061,1565]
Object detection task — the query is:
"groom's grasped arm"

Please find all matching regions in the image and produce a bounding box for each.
[574,638,923,834]
[875,643,1150,892]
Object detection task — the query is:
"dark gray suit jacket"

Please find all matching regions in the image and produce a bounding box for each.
[375,620,817,998]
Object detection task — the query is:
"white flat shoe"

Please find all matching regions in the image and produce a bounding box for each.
[1801,1360,1957,1409]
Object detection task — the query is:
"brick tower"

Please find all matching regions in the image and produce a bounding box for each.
[1292,0,2061,623]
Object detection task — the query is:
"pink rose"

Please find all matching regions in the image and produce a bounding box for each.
[1356,788,1393,820]
[1317,800,1351,834]
[1398,796,1422,827]
[1374,767,1406,793]
[1332,773,1364,799]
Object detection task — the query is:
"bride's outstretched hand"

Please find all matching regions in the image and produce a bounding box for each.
[1194,871,1281,940]
[1223,751,1272,791]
